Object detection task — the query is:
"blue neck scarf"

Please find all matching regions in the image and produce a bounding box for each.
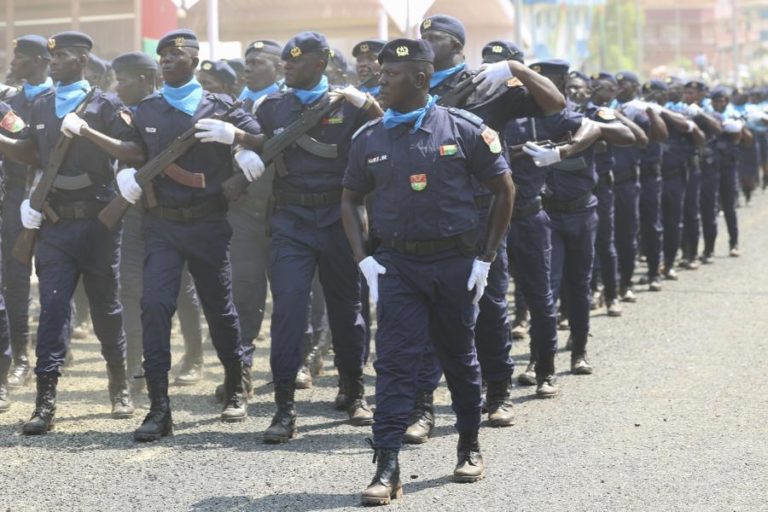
[161,78,204,116]
[360,84,381,97]
[430,63,466,89]
[382,95,437,133]
[23,77,53,102]
[54,80,90,118]
[238,82,280,103]
[292,75,329,105]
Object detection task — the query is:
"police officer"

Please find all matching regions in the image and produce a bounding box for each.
[225,57,246,95]
[733,89,762,209]
[197,59,238,98]
[0,31,143,435]
[353,39,386,97]
[116,29,260,441]
[2,35,53,388]
[253,31,381,443]
[327,48,349,86]
[341,38,515,504]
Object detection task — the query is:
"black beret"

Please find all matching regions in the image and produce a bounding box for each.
[199,60,237,87]
[87,54,108,75]
[12,35,50,58]
[481,41,524,63]
[226,58,245,75]
[684,80,707,92]
[529,59,570,76]
[352,40,387,58]
[282,32,329,61]
[665,76,684,87]
[590,71,617,85]
[568,70,590,83]
[48,31,93,51]
[156,29,199,55]
[420,14,466,46]
[378,38,434,65]
[642,80,668,93]
[329,48,348,69]
[709,86,730,100]
[615,71,639,84]
[112,51,158,74]
[245,40,283,57]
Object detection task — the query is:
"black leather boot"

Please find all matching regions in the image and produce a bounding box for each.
[517,346,537,386]
[403,391,434,444]
[107,363,135,419]
[214,363,252,404]
[361,445,403,506]
[22,373,58,435]
[486,378,514,427]
[134,374,173,442]
[535,350,558,398]
[0,356,11,413]
[221,361,247,423]
[453,430,485,483]
[340,371,373,426]
[263,381,297,443]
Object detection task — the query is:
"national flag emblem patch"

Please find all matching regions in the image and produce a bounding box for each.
[481,127,502,154]
[439,144,458,156]
[0,111,25,133]
[410,174,427,191]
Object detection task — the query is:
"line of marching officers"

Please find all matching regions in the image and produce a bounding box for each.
[0,15,764,506]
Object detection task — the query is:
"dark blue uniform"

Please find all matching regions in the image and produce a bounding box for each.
[255,90,369,384]
[699,111,723,257]
[636,106,665,280]
[682,113,704,263]
[344,105,509,449]
[26,88,138,375]
[132,91,258,378]
[660,117,694,271]
[716,123,740,252]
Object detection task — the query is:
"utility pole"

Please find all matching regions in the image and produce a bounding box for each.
[207,0,220,60]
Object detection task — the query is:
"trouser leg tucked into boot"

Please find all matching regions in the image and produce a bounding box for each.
[486,378,514,427]
[535,350,558,398]
[263,381,297,443]
[22,373,58,435]
[570,335,593,375]
[361,446,403,506]
[403,391,434,444]
[340,371,373,426]
[134,373,173,442]
[107,363,135,419]
[221,361,247,422]
[453,430,485,483]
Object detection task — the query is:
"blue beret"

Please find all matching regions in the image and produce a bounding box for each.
[615,71,639,84]
[530,59,570,76]
[642,80,668,93]
[282,32,329,60]
[12,35,50,58]
[48,31,93,51]
[590,71,617,85]
[709,86,730,100]
[112,51,158,74]
[199,60,237,87]
[378,38,434,65]
[87,54,108,75]
[245,40,282,57]
[481,41,524,63]
[352,40,387,58]
[156,29,199,55]
[329,48,348,69]
[420,14,466,46]
[226,58,244,75]
[665,76,684,87]
[684,80,707,92]
[568,70,590,83]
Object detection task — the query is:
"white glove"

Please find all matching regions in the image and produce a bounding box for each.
[358,256,386,305]
[60,113,88,137]
[722,119,744,134]
[523,141,562,167]
[194,118,236,145]
[466,258,492,304]
[686,103,703,118]
[20,199,42,229]
[472,60,514,97]
[116,168,143,204]
[746,110,768,125]
[235,149,265,182]
[337,85,368,108]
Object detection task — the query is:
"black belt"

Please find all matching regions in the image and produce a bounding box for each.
[148,196,227,223]
[275,189,342,208]
[543,190,593,213]
[51,201,103,220]
[474,194,493,209]
[379,235,472,256]
[640,163,661,178]
[511,196,542,219]
[597,171,614,188]
[612,166,639,185]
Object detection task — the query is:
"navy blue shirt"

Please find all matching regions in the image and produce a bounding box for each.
[4,85,52,184]
[27,88,139,204]
[613,103,650,173]
[583,102,618,176]
[256,90,369,227]
[344,105,508,241]
[133,91,260,208]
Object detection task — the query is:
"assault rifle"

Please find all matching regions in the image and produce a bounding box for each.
[508,133,574,160]
[436,73,479,108]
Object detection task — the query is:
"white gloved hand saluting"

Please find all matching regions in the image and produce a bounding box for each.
[60,113,88,137]
[358,256,387,305]
[473,60,514,97]
[194,118,236,144]
[235,149,266,182]
[116,168,143,204]
[337,85,368,108]
[523,141,562,167]
[20,199,43,229]
[467,258,492,304]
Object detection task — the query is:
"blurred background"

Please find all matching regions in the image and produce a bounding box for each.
[1,0,766,84]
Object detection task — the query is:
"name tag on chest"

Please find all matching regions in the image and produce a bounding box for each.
[145,127,157,133]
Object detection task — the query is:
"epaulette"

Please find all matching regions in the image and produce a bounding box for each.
[447,107,483,127]
[352,117,382,140]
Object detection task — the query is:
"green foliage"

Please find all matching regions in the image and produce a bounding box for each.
[586,0,642,73]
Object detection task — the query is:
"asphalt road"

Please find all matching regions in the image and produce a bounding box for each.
[2,194,767,512]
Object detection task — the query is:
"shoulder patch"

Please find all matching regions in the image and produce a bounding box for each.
[480,126,502,154]
[506,77,523,88]
[596,107,616,121]
[447,107,483,127]
[119,109,133,127]
[352,118,382,140]
[0,109,26,133]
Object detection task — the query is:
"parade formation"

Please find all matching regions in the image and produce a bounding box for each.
[0,14,766,506]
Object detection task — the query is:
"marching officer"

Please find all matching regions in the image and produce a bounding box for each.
[353,39,386,98]
[341,38,515,505]
[0,31,143,434]
[197,59,238,98]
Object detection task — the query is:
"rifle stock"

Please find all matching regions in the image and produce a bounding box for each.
[436,74,479,108]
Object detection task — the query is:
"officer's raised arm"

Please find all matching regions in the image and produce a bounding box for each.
[474,59,566,115]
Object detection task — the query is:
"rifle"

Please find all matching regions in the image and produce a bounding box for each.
[11,87,97,265]
[436,73,479,108]
[97,101,243,231]
[220,93,346,201]
[507,134,574,160]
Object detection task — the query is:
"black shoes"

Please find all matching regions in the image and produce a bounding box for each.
[22,373,58,435]
[107,363,135,419]
[263,381,297,443]
[340,372,373,426]
[361,446,402,506]
[485,378,514,427]
[134,374,173,442]
[7,356,32,388]
[220,362,248,423]
[453,430,485,483]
